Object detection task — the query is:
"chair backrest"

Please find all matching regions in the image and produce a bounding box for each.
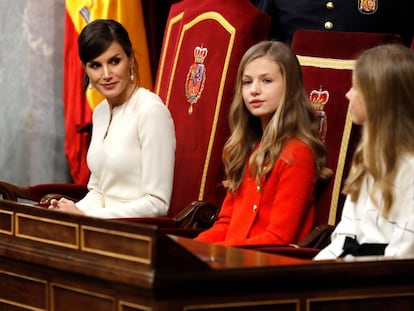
[155,0,270,217]
[291,30,401,227]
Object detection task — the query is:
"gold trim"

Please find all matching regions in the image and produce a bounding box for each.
[119,300,152,311]
[0,209,13,235]
[297,55,355,70]
[15,213,79,249]
[155,12,184,95]
[0,269,48,311]
[328,110,353,225]
[0,299,45,311]
[80,225,153,264]
[0,269,48,283]
[307,292,414,310]
[297,55,355,225]
[184,299,299,310]
[165,11,235,200]
[50,282,114,311]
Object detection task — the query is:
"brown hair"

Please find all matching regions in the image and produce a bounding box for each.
[223,40,331,192]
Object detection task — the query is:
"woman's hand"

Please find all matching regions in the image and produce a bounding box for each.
[48,197,85,215]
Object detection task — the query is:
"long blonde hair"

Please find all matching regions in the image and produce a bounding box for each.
[223,41,331,192]
[343,44,414,215]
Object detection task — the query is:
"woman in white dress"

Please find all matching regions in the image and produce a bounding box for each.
[48,19,176,218]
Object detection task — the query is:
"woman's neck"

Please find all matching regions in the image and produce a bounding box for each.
[108,83,138,109]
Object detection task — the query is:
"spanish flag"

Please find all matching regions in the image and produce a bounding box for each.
[63,0,152,184]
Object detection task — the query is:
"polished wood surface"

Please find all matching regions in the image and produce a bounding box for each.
[1,199,413,310]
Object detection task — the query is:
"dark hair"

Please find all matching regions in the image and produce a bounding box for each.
[78,19,139,92]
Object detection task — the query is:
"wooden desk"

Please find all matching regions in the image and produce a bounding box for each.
[0,199,413,310]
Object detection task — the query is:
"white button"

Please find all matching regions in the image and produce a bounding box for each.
[253,204,257,211]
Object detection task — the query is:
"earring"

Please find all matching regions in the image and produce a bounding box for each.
[130,65,134,81]
[88,84,93,89]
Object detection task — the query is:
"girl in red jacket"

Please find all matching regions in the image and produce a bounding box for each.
[195,41,331,246]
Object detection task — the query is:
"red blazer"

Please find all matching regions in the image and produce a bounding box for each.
[195,138,316,246]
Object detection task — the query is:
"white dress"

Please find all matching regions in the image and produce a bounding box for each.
[75,88,176,218]
[314,155,414,260]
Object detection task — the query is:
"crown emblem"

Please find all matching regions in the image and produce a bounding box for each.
[310,86,329,142]
[185,45,208,114]
[194,46,208,64]
[310,86,329,111]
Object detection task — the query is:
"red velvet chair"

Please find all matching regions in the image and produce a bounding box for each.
[241,30,401,258]
[0,0,270,236]
[151,0,270,229]
[293,30,400,230]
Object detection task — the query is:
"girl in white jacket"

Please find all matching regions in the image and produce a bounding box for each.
[315,44,414,260]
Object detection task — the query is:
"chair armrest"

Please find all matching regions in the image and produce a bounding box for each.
[33,184,88,203]
[173,200,219,229]
[0,181,87,208]
[297,224,334,249]
[113,200,220,230]
[0,181,31,201]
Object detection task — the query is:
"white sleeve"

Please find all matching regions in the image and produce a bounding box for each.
[385,212,414,257]
[314,196,358,260]
[384,173,414,257]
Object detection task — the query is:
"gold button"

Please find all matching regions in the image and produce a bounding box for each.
[326,1,334,10]
[324,21,334,30]
[256,185,261,192]
[253,204,257,212]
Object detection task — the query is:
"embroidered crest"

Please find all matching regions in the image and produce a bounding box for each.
[185,45,208,114]
[358,0,378,14]
[79,6,91,23]
[310,86,329,142]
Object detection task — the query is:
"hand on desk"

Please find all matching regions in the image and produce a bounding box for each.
[48,197,85,215]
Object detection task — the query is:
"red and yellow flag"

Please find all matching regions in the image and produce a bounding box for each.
[63,0,152,184]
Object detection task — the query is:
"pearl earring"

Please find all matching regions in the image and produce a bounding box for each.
[88,84,93,89]
[130,65,134,81]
